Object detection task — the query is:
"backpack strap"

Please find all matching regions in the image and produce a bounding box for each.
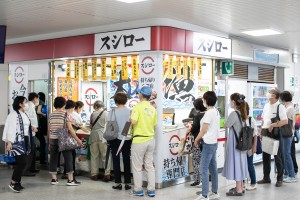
[249,116,252,127]
[276,104,280,121]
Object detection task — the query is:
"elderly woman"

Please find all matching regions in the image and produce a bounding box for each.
[48,97,83,186]
[2,96,34,193]
[110,92,132,190]
[89,100,111,182]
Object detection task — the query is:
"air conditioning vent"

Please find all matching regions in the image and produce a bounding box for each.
[232,64,248,79]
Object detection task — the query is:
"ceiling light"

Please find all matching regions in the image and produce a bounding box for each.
[117,0,148,3]
[242,29,282,36]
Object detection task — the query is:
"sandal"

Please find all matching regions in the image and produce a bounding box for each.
[226,188,243,196]
[229,187,245,193]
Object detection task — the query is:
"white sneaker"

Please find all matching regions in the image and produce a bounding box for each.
[194,195,209,200]
[283,177,298,183]
[209,192,220,199]
[196,182,202,188]
[246,184,257,191]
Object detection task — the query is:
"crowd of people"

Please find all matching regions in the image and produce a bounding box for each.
[2,87,299,200]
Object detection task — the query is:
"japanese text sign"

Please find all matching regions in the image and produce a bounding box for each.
[94,27,151,54]
[193,32,232,59]
[101,58,107,80]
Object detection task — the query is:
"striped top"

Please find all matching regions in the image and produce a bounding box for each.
[49,110,70,139]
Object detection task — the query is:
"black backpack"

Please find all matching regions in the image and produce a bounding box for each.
[232,111,253,151]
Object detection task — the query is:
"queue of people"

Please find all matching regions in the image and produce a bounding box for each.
[2,87,299,199]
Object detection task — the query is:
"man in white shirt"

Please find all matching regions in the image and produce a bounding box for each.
[23,92,39,176]
[257,88,288,187]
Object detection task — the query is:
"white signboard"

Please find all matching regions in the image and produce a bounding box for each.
[94,27,151,54]
[9,64,28,110]
[193,32,232,59]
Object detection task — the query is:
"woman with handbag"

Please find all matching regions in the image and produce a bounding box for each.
[280,91,297,183]
[48,97,83,186]
[222,93,248,196]
[2,96,34,192]
[109,92,132,190]
[89,100,111,182]
[187,98,206,187]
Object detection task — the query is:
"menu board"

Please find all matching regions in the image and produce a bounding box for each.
[57,77,79,101]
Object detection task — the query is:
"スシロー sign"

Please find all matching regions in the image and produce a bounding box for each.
[193,32,232,59]
[94,27,151,54]
[168,135,180,156]
[84,88,99,106]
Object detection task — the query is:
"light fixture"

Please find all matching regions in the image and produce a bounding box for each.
[117,0,148,3]
[242,28,283,36]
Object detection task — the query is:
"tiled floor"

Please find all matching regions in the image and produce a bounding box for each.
[1,155,300,200]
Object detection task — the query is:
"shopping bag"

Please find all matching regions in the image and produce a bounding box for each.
[180,132,194,155]
[262,136,279,155]
[0,154,16,164]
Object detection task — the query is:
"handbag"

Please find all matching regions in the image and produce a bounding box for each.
[179,132,194,155]
[58,113,80,152]
[261,136,279,155]
[0,153,16,164]
[103,109,119,141]
[272,104,293,137]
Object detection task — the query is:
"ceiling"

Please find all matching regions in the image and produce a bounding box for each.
[1,0,300,53]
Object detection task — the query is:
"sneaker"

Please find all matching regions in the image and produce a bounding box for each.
[74,179,81,184]
[191,181,200,186]
[147,190,155,197]
[130,190,144,196]
[51,179,59,185]
[246,184,257,191]
[196,182,202,188]
[67,180,79,186]
[9,183,21,193]
[16,182,24,190]
[283,177,298,183]
[194,195,209,200]
[209,192,220,199]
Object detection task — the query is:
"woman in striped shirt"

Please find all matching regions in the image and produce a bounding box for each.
[48,97,83,186]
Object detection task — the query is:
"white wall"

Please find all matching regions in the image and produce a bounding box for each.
[0,64,8,125]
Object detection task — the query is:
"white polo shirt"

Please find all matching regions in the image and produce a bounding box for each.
[261,101,287,129]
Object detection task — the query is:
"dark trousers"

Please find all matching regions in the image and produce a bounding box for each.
[247,155,256,184]
[63,150,76,174]
[291,138,298,174]
[262,129,284,181]
[12,155,27,182]
[110,139,132,184]
[36,133,46,163]
[24,136,36,173]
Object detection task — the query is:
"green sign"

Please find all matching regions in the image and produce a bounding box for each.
[221,61,234,75]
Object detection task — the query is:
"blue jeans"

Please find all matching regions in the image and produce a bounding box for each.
[200,143,218,196]
[282,136,295,177]
[247,155,256,184]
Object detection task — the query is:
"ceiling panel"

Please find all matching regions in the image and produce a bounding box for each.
[1,0,300,52]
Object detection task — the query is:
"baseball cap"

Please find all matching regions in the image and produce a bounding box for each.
[136,86,152,96]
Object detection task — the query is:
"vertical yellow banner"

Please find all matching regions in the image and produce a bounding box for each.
[92,59,97,81]
[74,60,79,81]
[197,58,202,80]
[66,61,71,81]
[82,60,88,82]
[183,57,188,80]
[121,56,128,80]
[168,56,173,79]
[111,57,117,80]
[176,57,181,79]
[164,59,169,77]
[101,58,107,80]
[189,57,195,80]
[132,56,139,80]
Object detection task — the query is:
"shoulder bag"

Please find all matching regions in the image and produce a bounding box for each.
[58,113,80,152]
[272,105,293,137]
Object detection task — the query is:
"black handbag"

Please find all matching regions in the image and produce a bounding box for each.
[271,105,293,138]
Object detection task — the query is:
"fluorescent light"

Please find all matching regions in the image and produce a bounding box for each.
[117,0,148,3]
[242,29,282,36]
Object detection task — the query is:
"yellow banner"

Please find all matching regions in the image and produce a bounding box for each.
[74,60,79,81]
[121,56,128,80]
[92,59,97,81]
[66,61,71,81]
[190,58,194,80]
[111,57,117,80]
[176,57,181,79]
[183,57,188,80]
[132,56,139,80]
[197,58,202,80]
[101,58,107,80]
[82,60,88,82]
[168,56,173,79]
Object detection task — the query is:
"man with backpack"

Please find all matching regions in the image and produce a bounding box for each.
[257,88,288,187]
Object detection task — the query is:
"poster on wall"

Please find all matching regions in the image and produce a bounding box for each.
[9,64,28,110]
[57,77,78,102]
[162,56,196,109]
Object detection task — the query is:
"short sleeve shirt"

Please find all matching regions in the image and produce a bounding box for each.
[262,101,287,128]
[200,108,220,144]
[49,110,70,139]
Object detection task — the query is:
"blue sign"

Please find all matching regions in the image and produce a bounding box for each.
[254,50,279,63]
